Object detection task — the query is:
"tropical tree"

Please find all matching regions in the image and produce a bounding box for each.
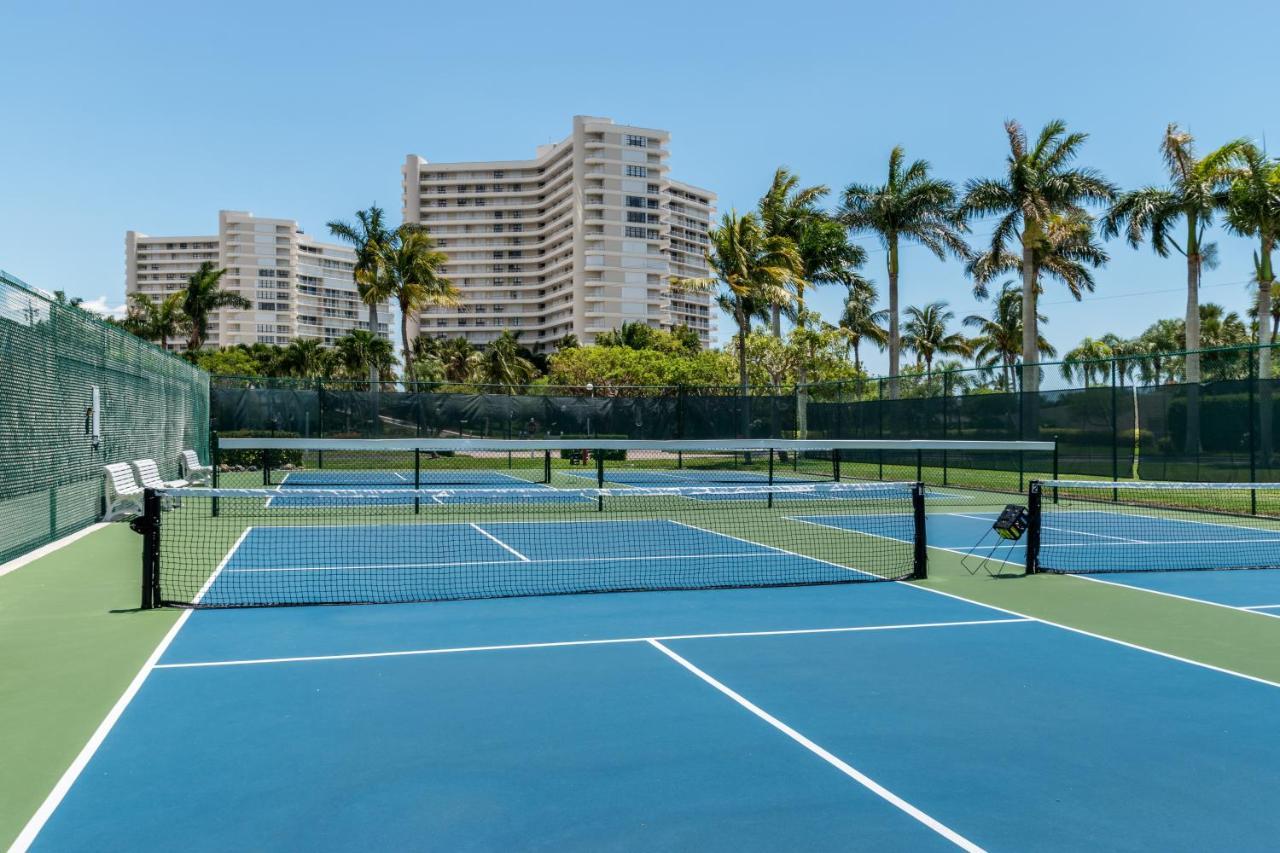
[370,225,458,379]
[180,261,251,350]
[758,168,867,335]
[963,120,1115,394]
[554,334,580,351]
[1136,319,1185,384]
[597,321,661,350]
[52,290,85,308]
[327,206,394,383]
[839,146,970,396]
[476,331,538,393]
[276,337,333,379]
[1225,144,1280,380]
[334,329,397,382]
[837,280,889,371]
[125,292,188,350]
[671,211,804,420]
[1060,337,1114,388]
[900,301,971,381]
[439,337,480,383]
[963,281,1054,391]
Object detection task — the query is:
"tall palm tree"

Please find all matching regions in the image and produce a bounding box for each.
[334,329,397,382]
[1225,144,1280,380]
[758,168,867,335]
[180,261,251,350]
[900,301,971,381]
[837,281,889,371]
[371,225,458,380]
[52,290,85,308]
[839,147,970,397]
[327,206,394,383]
[277,337,333,379]
[476,330,538,393]
[963,281,1054,391]
[1060,337,1114,388]
[963,120,1115,395]
[125,292,188,350]
[671,210,803,408]
[439,337,480,383]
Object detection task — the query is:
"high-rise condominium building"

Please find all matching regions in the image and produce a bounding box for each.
[125,210,390,350]
[401,116,717,352]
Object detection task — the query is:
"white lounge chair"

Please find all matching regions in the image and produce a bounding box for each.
[103,463,144,520]
[179,450,212,486]
[130,459,188,491]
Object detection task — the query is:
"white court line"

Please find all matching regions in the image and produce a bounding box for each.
[945,512,1144,543]
[467,523,530,561]
[648,639,986,852]
[223,551,786,574]
[0,523,110,578]
[1243,604,1280,611]
[1056,508,1280,536]
[1071,574,1280,621]
[153,618,1031,669]
[9,527,251,853]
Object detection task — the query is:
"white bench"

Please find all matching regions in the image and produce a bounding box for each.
[130,459,188,491]
[179,450,212,486]
[103,463,144,520]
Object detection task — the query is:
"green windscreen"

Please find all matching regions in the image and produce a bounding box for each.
[0,270,210,564]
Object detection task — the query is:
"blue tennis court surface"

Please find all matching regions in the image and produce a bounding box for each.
[279,470,546,487]
[28,577,1280,850]
[563,468,828,486]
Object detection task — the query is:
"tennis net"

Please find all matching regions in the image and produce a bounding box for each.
[1028,480,1280,574]
[137,480,926,608]
[213,436,1057,496]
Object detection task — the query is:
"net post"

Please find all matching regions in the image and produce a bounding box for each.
[915,449,923,483]
[911,482,928,580]
[833,448,841,482]
[1249,350,1258,515]
[414,449,422,514]
[210,434,220,517]
[767,448,775,508]
[543,450,551,484]
[261,447,270,487]
[596,449,604,512]
[138,488,161,609]
[1026,482,1042,574]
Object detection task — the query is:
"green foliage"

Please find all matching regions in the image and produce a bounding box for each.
[547,345,738,393]
[192,347,266,377]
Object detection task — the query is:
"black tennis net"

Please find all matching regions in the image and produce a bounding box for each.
[137,481,927,608]
[1028,480,1280,574]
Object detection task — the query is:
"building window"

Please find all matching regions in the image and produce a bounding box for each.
[624,227,647,238]
[647,183,660,194]
[625,196,646,208]
[625,134,647,147]
[625,165,648,177]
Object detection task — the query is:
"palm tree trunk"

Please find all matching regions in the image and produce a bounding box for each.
[1259,237,1275,462]
[400,300,414,385]
[367,302,380,389]
[736,305,750,439]
[887,238,900,400]
[1185,230,1202,454]
[1020,242,1039,396]
[770,304,781,338]
[853,340,861,372]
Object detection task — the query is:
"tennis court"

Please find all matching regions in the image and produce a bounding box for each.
[23,571,1280,850]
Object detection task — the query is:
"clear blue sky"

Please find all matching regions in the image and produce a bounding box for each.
[2,0,1274,375]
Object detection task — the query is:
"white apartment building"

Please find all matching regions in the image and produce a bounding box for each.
[125,210,390,350]
[402,116,717,352]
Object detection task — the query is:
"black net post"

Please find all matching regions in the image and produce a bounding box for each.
[1249,349,1258,514]
[596,449,605,512]
[767,449,775,508]
[1026,482,1042,574]
[1111,361,1119,498]
[911,482,928,579]
[542,450,552,484]
[833,448,842,482]
[210,433,220,517]
[916,449,923,483]
[137,488,161,609]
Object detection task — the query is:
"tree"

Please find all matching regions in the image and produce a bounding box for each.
[180,261,251,350]
[475,331,539,392]
[439,337,480,383]
[190,347,262,377]
[327,206,394,384]
[963,120,1115,395]
[370,225,458,380]
[333,329,397,382]
[553,334,580,351]
[597,321,661,350]
[1060,337,1114,388]
[277,337,333,379]
[125,292,188,350]
[837,281,889,371]
[1225,144,1280,380]
[52,290,85,308]
[839,146,970,397]
[963,281,1054,391]
[670,210,804,432]
[900,301,971,381]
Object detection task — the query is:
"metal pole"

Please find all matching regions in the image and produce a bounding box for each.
[1250,349,1258,515]
[912,483,928,580]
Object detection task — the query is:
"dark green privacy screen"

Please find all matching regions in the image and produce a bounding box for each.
[0,270,210,563]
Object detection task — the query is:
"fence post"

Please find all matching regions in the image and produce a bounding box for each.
[1111,360,1119,489]
[1250,349,1258,514]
